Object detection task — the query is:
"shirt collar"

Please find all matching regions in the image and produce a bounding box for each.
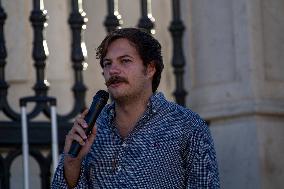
[106,92,166,122]
[148,92,165,114]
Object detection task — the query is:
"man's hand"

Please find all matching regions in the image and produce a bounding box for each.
[63,109,97,188]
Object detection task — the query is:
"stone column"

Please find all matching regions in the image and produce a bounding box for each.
[182,0,284,188]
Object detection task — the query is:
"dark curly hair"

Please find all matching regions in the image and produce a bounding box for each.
[96,28,164,92]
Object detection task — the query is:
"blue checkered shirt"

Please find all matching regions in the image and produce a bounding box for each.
[51,92,220,188]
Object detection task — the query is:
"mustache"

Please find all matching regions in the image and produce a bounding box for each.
[105,75,128,87]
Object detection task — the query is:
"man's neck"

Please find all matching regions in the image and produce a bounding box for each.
[114,92,153,138]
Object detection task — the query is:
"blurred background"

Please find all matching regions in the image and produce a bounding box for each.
[0,0,283,188]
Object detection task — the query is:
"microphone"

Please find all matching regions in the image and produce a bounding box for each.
[68,90,109,158]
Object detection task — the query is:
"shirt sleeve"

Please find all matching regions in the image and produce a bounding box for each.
[51,153,89,189]
[186,123,220,189]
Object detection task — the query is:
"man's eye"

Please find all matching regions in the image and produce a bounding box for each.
[103,62,111,67]
[121,59,131,64]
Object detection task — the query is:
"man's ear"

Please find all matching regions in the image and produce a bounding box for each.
[146,61,156,78]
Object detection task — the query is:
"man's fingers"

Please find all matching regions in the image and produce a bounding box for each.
[87,130,96,143]
[75,117,88,128]
[64,133,72,153]
[85,124,97,142]
[67,131,85,145]
[81,108,89,117]
[84,133,96,150]
[63,110,95,157]
[64,123,86,152]
[72,134,86,145]
[82,125,97,148]
[91,124,97,135]
[72,124,87,139]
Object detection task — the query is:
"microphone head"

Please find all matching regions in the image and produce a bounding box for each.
[95,90,109,101]
[85,90,109,125]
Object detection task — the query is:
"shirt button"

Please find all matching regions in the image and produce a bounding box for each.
[117,166,122,171]
[122,142,127,147]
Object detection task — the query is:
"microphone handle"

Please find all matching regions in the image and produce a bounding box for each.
[68,90,109,158]
[69,140,82,158]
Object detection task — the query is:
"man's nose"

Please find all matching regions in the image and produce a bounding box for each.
[109,63,121,75]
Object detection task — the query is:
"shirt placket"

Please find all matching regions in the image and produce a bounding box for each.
[109,103,153,181]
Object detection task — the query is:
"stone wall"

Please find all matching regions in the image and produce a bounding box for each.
[182,0,284,188]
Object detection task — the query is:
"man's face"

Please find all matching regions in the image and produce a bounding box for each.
[102,38,155,101]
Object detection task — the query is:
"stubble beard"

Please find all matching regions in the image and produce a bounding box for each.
[109,79,148,105]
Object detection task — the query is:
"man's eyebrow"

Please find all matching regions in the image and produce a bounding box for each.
[103,54,133,61]
[102,58,111,62]
[118,55,133,59]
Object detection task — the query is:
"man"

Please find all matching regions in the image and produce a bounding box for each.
[52,28,220,188]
